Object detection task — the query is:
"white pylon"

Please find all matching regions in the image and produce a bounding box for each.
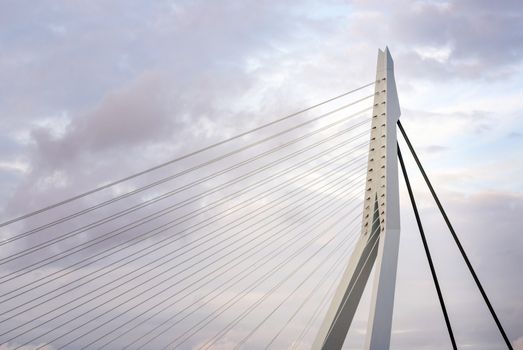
[311,47,401,350]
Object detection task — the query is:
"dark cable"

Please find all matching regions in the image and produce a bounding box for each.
[397,143,457,350]
[398,120,513,350]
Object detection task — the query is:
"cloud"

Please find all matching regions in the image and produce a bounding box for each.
[349,0,523,80]
[1,0,345,217]
[0,1,522,349]
[421,145,447,154]
[0,344,54,350]
[514,336,523,350]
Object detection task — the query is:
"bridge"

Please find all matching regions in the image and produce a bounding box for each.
[0,48,514,350]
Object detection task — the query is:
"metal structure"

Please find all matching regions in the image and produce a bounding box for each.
[312,47,401,350]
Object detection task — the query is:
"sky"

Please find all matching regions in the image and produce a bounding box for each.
[0,0,522,349]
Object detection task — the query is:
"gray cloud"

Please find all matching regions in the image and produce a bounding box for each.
[0,0,522,349]
[349,0,523,80]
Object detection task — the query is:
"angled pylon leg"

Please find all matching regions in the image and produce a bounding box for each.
[311,47,401,350]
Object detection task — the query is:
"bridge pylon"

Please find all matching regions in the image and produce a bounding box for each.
[311,47,401,350]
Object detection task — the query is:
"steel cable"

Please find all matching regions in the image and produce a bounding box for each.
[0,114,371,284]
[33,176,366,350]
[0,108,371,267]
[163,212,373,350]
[0,140,368,318]
[0,140,368,319]
[9,165,365,348]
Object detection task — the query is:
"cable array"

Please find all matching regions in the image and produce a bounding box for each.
[2,73,507,350]
[0,82,375,349]
[0,82,374,229]
[2,80,508,350]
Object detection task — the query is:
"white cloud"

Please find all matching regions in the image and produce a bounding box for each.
[0,343,54,350]
[514,336,523,350]
[0,160,30,174]
[413,45,453,63]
